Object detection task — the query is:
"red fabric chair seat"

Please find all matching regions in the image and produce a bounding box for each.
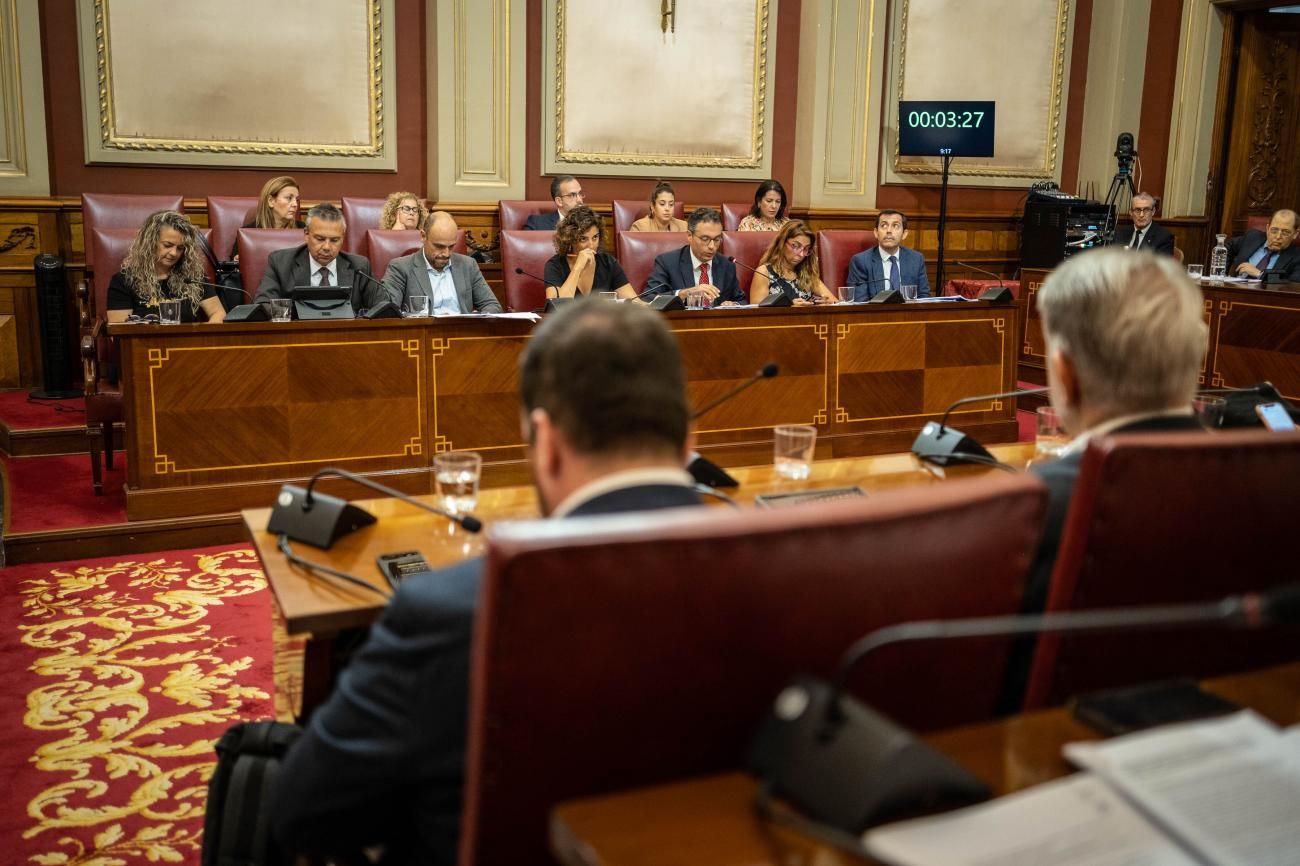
[499,230,557,311]
[498,200,558,231]
[720,202,750,232]
[341,197,389,258]
[817,230,877,295]
[616,232,685,293]
[720,231,777,295]
[82,193,185,271]
[206,196,258,261]
[237,228,310,297]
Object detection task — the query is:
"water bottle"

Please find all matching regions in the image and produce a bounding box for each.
[1209,234,1229,278]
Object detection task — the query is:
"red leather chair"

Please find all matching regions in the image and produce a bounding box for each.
[82,193,185,271]
[341,197,389,258]
[499,230,556,312]
[206,196,258,261]
[721,230,777,295]
[82,226,214,494]
[616,231,684,293]
[1245,214,1300,247]
[237,228,308,298]
[612,198,686,233]
[1023,430,1300,710]
[498,200,558,231]
[462,472,1048,866]
[365,229,468,279]
[721,202,750,231]
[817,230,877,295]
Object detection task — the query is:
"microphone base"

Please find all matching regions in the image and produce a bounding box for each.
[649,294,686,312]
[978,286,1014,304]
[687,453,738,488]
[544,298,575,313]
[362,301,402,319]
[225,303,270,322]
[758,291,792,307]
[911,422,996,467]
[868,289,905,304]
[747,676,989,832]
[267,484,377,549]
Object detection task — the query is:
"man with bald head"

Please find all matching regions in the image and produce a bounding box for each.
[1228,208,1300,280]
[382,211,502,314]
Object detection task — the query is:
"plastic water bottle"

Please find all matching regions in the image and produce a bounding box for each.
[1209,234,1229,278]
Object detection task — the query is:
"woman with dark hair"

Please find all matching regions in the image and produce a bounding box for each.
[748,220,834,305]
[737,179,788,232]
[380,191,427,230]
[543,206,637,300]
[231,175,304,260]
[107,210,225,323]
[629,182,688,232]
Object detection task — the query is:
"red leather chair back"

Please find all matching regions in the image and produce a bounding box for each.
[616,231,685,292]
[499,230,556,311]
[1245,214,1300,247]
[89,227,215,318]
[206,196,258,261]
[498,200,557,231]
[82,193,185,270]
[462,472,1048,866]
[817,230,877,295]
[612,198,686,233]
[236,228,306,298]
[721,202,750,231]
[721,230,777,295]
[341,197,388,257]
[365,229,468,279]
[1023,430,1300,710]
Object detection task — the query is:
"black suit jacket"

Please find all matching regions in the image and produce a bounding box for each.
[251,244,380,311]
[271,482,702,865]
[1227,229,1300,279]
[524,211,561,231]
[1113,222,1176,257]
[643,247,744,305]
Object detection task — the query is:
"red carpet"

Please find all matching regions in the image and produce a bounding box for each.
[0,545,278,865]
[0,389,85,430]
[1,451,128,532]
[1017,409,1036,443]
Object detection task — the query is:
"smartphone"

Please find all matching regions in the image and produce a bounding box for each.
[1255,401,1296,432]
[1070,679,1240,736]
[376,551,432,588]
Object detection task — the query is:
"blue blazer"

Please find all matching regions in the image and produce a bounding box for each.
[846,246,931,301]
[271,483,703,865]
[644,247,744,306]
[524,211,561,231]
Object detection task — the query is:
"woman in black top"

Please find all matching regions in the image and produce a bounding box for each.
[107,210,225,324]
[230,175,305,260]
[543,206,637,300]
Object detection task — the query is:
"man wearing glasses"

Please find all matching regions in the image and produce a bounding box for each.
[382,211,502,314]
[526,175,586,230]
[644,207,744,306]
[1229,208,1300,280]
[1113,192,1175,256]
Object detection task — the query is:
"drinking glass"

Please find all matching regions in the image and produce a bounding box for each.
[1034,406,1070,460]
[270,299,293,322]
[900,284,919,302]
[1186,264,1204,280]
[687,291,708,310]
[157,299,181,325]
[434,451,482,513]
[773,425,817,480]
[1192,395,1226,430]
[836,286,854,304]
[406,295,430,317]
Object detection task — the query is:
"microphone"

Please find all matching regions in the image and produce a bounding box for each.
[267,465,482,549]
[728,256,792,307]
[186,277,250,299]
[514,267,561,312]
[748,582,1300,835]
[948,261,1015,303]
[911,386,1050,468]
[687,363,781,488]
[352,270,401,319]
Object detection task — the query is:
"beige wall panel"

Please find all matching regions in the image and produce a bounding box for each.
[1075,0,1151,201]
[78,0,396,170]
[0,0,50,196]
[1164,0,1224,218]
[883,0,1074,188]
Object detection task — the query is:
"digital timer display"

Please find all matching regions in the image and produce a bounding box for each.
[898,101,996,158]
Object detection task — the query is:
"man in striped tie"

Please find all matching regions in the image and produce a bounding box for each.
[1229,208,1299,281]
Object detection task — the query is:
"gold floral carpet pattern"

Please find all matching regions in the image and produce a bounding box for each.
[0,545,298,865]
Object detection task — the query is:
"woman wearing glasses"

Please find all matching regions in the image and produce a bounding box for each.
[231,175,304,260]
[380,192,428,231]
[543,206,637,300]
[748,220,834,305]
[107,210,226,323]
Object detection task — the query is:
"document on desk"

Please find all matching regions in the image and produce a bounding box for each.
[1065,711,1300,866]
[863,773,1199,866]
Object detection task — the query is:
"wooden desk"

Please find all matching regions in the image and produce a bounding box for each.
[549,662,1300,866]
[114,301,1019,520]
[244,443,1035,716]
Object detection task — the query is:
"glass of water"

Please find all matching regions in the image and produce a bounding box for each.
[900,284,919,302]
[1186,264,1204,280]
[434,451,482,513]
[773,425,817,480]
[158,299,181,324]
[1034,406,1070,460]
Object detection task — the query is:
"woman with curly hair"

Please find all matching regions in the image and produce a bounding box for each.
[380,191,427,231]
[542,206,637,300]
[107,210,226,323]
[737,179,788,232]
[231,175,304,260]
[748,220,834,305]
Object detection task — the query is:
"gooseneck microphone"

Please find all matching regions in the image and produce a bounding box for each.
[686,362,781,488]
[186,277,251,299]
[690,362,780,420]
[515,267,560,311]
[911,386,1049,468]
[302,466,481,533]
[728,256,794,306]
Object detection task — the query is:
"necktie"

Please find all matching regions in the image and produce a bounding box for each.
[318,267,331,287]
[888,255,900,292]
[699,263,709,286]
[1131,229,1143,249]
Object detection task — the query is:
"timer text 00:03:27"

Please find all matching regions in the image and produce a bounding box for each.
[906,110,985,129]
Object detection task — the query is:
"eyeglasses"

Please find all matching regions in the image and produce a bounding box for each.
[691,233,723,246]
[1267,226,1297,237]
[786,240,812,254]
[559,190,585,200]
[397,205,420,214]
[1131,206,1155,214]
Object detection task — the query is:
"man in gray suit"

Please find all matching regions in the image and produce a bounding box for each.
[382,211,502,314]
[252,203,382,311]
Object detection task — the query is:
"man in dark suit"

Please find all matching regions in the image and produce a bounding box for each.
[846,210,931,300]
[251,202,382,311]
[643,207,744,306]
[271,301,701,865]
[1112,192,1176,256]
[1228,208,1300,280]
[382,211,502,314]
[524,175,585,230]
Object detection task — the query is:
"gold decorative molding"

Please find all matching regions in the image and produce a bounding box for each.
[0,0,49,194]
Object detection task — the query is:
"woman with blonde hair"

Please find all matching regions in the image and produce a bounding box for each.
[629,181,688,232]
[231,175,303,260]
[748,220,834,305]
[380,191,427,231]
[107,210,225,323]
[543,206,637,300]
